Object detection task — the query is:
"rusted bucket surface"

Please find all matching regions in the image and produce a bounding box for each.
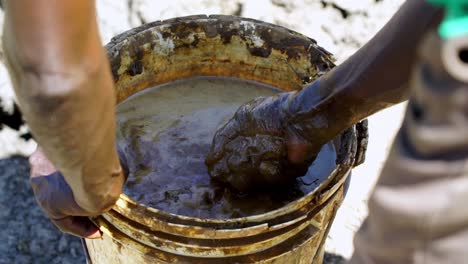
[85,15,368,264]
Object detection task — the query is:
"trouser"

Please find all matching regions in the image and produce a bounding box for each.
[349,33,468,264]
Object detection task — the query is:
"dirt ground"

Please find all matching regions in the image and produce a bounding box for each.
[0,157,85,264]
[0,0,405,263]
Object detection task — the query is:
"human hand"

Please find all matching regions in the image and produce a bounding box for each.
[29,148,103,239]
[205,92,320,192]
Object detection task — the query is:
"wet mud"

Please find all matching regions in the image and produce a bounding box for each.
[117,77,337,219]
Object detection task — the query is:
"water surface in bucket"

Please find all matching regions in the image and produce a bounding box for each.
[117,77,337,219]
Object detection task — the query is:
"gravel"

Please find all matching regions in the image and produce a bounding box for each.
[0,157,85,264]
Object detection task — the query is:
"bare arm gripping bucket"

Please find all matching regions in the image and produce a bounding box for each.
[84,15,368,264]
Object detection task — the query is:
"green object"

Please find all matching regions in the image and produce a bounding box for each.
[428,0,468,38]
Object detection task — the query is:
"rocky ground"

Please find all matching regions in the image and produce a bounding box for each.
[0,157,85,264]
[0,0,405,263]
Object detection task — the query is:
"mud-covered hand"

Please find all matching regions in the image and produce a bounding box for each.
[208,0,444,193]
[29,148,103,239]
[205,92,322,192]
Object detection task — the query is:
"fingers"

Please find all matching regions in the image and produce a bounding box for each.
[30,172,92,218]
[206,97,276,165]
[52,216,102,239]
[206,119,239,165]
[259,161,281,182]
[29,146,106,239]
[30,156,105,240]
[206,95,300,191]
[207,134,291,191]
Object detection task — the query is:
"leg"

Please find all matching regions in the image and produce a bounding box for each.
[349,32,468,264]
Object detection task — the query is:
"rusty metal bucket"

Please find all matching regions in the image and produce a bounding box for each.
[84,15,368,263]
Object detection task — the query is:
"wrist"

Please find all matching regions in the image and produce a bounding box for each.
[77,162,124,215]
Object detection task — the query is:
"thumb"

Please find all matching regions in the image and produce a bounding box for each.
[287,135,318,164]
[52,216,102,239]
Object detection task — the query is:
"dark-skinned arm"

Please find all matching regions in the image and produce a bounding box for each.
[2,0,124,216]
[206,0,443,191]
[285,0,443,161]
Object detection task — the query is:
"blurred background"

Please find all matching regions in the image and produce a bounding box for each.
[0,0,405,263]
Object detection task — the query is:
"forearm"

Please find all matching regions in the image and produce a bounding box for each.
[3,0,124,214]
[286,0,442,146]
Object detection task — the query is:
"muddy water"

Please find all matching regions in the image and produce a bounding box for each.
[116,77,337,219]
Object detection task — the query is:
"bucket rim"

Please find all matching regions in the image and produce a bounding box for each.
[104,15,365,231]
